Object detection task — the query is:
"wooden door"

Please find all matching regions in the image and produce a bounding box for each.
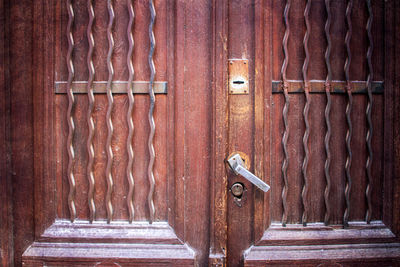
[209,0,400,266]
[16,0,204,266]
[2,0,400,266]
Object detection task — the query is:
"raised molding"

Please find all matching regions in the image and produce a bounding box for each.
[244,221,400,265]
[257,221,397,246]
[22,220,196,265]
[244,243,400,266]
[37,220,183,244]
[23,242,195,266]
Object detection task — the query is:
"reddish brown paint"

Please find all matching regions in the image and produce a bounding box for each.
[1,1,400,266]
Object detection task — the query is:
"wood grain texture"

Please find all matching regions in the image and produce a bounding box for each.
[36,220,187,244]
[209,0,229,264]
[0,0,13,265]
[22,0,195,265]
[6,0,400,265]
[392,0,400,237]
[33,0,57,238]
[261,0,273,240]
[181,1,213,265]
[22,242,195,266]
[383,0,395,233]
[10,1,35,266]
[253,0,268,243]
[257,221,396,246]
[244,243,400,266]
[226,0,255,265]
[173,0,185,241]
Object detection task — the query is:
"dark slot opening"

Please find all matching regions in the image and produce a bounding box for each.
[233,80,245,84]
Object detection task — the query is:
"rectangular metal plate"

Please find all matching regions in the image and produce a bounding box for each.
[229,59,249,94]
[271,80,384,94]
[55,81,167,94]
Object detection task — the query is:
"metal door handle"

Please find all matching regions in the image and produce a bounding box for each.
[227,153,270,192]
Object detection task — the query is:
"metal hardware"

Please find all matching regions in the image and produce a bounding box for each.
[55,81,167,94]
[148,0,156,224]
[227,153,270,192]
[229,59,249,94]
[271,80,383,94]
[324,0,332,226]
[281,0,291,227]
[231,183,244,198]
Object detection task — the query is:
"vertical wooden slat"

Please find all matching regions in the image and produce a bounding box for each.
[343,0,353,227]
[281,0,291,227]
[126,0,135,223]
[301,0,311,226]
[66,0,76,222]
[181,1,212,264]
[383,0,395,230]
[209,0,228,262]
[174,0,185,238]
[148,0,156,224]
[254,0,267,241]
[263,0,273,231]
[11,1,35,264]
[105,0,115,224]
[86,0,95,223]
[324,0,332,226]
[365,0,373,223]
[392,0,400,236]
[0,0,14,264]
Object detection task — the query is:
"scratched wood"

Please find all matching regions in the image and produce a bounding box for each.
[3,0,400,266]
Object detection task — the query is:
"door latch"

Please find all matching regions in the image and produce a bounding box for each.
[227,153,270,192]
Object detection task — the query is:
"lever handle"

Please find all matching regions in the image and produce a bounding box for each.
[227,153,270,192]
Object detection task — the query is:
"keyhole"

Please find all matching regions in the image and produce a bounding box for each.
[233,80,245,85]
[231,182,244,198]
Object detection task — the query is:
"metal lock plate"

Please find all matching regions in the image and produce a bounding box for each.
[229,59,249,94]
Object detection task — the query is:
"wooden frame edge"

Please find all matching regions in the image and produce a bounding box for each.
[209,0,229,265]
[0,0,14,265]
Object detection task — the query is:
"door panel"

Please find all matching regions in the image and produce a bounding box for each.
[226,0,255,266]
[22,0,205,265]
[211,0,400,266]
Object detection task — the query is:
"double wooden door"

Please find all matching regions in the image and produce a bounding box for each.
[2,0,400,266]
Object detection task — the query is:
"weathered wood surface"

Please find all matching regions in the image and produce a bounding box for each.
[1,0,400,266]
